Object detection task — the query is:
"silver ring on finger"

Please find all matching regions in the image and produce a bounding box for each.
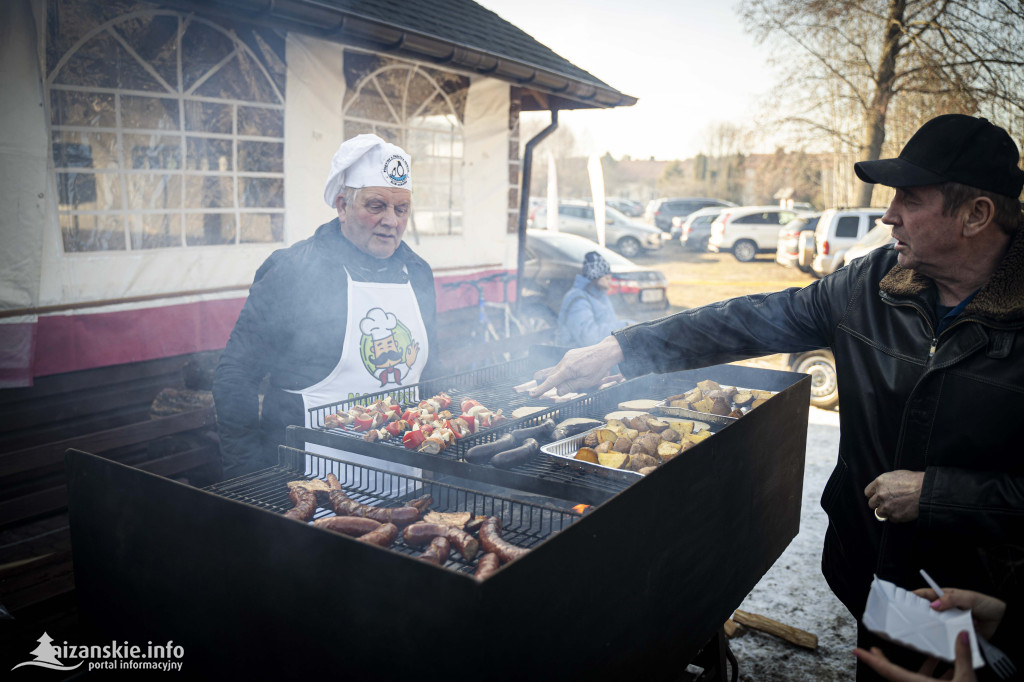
[874,508,888,522]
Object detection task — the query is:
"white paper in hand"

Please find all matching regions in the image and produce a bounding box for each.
[862,576,982,668]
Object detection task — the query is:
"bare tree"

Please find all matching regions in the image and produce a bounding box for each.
[741,0,1024,206]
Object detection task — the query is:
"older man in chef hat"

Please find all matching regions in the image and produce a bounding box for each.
[214,134,439,479]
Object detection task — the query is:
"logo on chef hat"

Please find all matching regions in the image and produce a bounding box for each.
[359,307,419,386]
[382,154,409,187]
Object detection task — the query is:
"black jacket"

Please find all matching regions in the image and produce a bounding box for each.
[614,232,1024,618]
[213,220,439,478]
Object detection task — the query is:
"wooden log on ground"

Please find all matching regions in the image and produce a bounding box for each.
[723,618,746,639]
[732,609,818,650]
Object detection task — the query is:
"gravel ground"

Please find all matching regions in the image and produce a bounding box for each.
[728,405,858,681]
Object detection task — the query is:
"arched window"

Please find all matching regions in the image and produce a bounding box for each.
[46,3,286,252]
[343,52,468,236]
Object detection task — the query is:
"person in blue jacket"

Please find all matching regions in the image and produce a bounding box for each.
[554,251,628,348]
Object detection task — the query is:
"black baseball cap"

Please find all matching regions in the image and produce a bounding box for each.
[854,114,1024,198]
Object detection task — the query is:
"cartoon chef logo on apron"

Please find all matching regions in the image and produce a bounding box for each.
[358,307,420,387]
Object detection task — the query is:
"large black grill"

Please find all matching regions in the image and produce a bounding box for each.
[67,361,811,681]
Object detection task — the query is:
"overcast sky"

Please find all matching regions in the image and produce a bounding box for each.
[477,0,778,161]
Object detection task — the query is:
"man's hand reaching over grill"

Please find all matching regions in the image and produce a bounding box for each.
[530,335,624,398]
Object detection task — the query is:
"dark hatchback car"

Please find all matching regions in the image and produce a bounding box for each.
[523,229,669,320]
[645,197,735,232]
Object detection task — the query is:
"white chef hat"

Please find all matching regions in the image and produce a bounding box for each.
[359,307,398,341]
[323,133,412,207]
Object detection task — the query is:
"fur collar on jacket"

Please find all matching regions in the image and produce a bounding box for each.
[879,228,1024,324]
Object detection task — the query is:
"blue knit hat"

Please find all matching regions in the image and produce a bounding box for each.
[582,251,611,280]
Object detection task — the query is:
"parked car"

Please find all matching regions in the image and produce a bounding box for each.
[775,214,821,272]
[786,350,839,410]
[678,207,728,252]
[522,229,669,319]
[529,201,665,258]
[708,206,809,262]
[811,207,886,277]
[842,222,895,266]
[606,197,644,217]
[644,197,735,232]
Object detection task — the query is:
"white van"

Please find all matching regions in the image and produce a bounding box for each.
[812,208,886,276]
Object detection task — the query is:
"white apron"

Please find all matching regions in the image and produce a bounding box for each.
[287,268,429,489]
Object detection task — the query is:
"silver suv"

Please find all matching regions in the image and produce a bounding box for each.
[812,208,886,277]
[529,201,665,257]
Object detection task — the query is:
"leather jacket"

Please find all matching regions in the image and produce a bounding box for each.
[614,231,1024,617]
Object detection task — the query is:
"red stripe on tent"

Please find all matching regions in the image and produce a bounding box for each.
[33,297,246,377]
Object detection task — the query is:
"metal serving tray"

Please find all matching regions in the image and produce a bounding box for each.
[540,418,714,484]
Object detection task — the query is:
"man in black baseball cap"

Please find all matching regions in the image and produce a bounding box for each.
[854,113,1024,199]
[531,114,1024,680]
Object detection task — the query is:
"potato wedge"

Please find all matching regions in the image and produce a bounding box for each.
[657,440,682,460]
[612,436,633,453]
[667,420,694,436]
[598,451,631,469]
[693,397,715,414]
[594,441,612,454]
[697,379,721,394]
[596,428,619,444]
[733,392,753,406]
[637,466,658,476]
[583,431,599,448]
[628,452,659,471]
[710,397,732,416]
[659,428,681,443]
[685,430,712,444]
[644,417,670,433]
[575,447,599,464]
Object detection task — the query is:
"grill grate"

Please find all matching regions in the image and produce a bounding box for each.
[205,448,582,576]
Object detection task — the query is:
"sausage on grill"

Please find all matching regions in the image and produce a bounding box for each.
[489,438,540,470]
[328,490,422,526]
[356,522,399,548]
[479,516,529,563]
[312,516,382,537]
[401,522,480,561]
[418,536,450,565]
[283,486,317,522]
[474,552,501,581]
[407,494,434,513]
[464,433,515,464]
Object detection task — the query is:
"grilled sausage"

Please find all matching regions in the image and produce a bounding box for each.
[510,419,555,444]
[283,486,317,522]
[312,516,382,537]
[474,552,501,581]
[489,438,540,469]
[327,490,422,526]
[464,433,515,464]
[326,473,341,489]
[401,522,480,561]
[357,522,398,548]
[419,536,450,565]
[479,516,530,563]
[407,494,434,513]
